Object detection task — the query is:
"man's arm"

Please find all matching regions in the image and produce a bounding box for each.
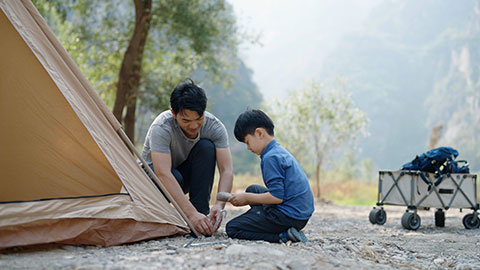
[229,191,283,206]
[215,147,234,205]
[151,152,213,236]
[208,147,233,230]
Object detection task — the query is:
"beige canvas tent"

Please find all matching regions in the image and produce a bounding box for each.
[0,0,194,249]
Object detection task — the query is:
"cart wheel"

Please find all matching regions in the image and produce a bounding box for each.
[401,212,421,230]
[369,209,377,224]
[369,208,387,225]
[435,209,445,227]
[462,213,480,229]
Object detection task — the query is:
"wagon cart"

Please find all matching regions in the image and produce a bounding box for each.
[369,170,479,230]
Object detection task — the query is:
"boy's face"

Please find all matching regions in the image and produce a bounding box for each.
[244,132,265,155]
[173,109,205,139]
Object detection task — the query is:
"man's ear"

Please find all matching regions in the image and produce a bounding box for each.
[170,108,176,117]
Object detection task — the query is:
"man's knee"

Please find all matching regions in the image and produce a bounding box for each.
[193,139,215,155]
[245,184,268,194]
[171,168,188,193]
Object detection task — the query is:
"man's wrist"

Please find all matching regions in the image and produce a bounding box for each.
[214,201,226,209]
[185,206,200,219]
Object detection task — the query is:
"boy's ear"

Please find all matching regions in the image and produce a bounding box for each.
[170,108,176,117]
[255,128,264,138]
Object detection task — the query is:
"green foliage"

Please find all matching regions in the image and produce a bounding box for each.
[33,0,132,107]
[141,0,241,111]
[269,80,368,179]
[33,0,241,113]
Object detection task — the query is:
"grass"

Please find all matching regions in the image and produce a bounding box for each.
[211,171,480,207]
[319,180,378,205]
[212,173,378,206]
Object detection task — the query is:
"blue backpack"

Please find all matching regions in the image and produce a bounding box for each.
[401,146,470,186]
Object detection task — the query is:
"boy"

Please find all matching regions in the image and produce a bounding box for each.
[226,109,314,243]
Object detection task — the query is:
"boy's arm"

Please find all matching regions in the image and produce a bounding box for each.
[229,191,283,206]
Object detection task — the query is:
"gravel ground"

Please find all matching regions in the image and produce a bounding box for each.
[1,202,480,270]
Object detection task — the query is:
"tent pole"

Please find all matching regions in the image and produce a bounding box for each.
[116,129,201,237]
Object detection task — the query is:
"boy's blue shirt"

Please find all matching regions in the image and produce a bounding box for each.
[260,139,314,220]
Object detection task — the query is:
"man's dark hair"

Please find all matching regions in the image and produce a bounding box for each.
[234,109,275,142]
[170,79,207,115]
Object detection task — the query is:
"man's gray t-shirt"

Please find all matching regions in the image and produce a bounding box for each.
[141,110,229,168]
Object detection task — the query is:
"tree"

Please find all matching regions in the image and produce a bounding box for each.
[33,0,241,142]
[202,59,263,174]
[113,0,152,141]
[270,80,368,198]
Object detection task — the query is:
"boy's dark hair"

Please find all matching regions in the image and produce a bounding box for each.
[234,109,274,142]
[170,79,207,116]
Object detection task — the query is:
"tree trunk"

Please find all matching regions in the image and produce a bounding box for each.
[428,125,443,150]
[315,162,321,198]
[125,98,137,144]
[314,136,323,198]
[112,0,152,142]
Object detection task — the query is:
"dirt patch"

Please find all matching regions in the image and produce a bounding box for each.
[1,203,479,269]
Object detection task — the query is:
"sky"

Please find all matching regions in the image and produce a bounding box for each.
[228,0,381,102]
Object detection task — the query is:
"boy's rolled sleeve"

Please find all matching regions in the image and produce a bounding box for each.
[262,156,285,200]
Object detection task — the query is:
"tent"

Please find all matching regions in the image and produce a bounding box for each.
[0,0,194,249]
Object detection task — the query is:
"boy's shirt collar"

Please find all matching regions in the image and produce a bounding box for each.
[260,139,277,159]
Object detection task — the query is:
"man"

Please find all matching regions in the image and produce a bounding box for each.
[141,79,233,236]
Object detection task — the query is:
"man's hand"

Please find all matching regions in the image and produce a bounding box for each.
[228,192,250,206]
[189,211,213,236]
[209,204,224,232]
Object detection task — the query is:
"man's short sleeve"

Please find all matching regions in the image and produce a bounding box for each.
[149,124,171,154]
[208,118,229,148]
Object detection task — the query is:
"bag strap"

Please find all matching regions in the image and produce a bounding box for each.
[419,171,431,186]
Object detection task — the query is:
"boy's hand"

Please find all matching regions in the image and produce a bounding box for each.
[228,192,250,206]
[208,204,224,232]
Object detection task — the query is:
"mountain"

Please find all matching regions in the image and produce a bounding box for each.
[319,0,480,170]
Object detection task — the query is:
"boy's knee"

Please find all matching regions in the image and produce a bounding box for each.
[225,219,243,238]
[245,184,268,194]
[225,221,235,237]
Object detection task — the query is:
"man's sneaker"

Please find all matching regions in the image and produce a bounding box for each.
[279,227,307,243]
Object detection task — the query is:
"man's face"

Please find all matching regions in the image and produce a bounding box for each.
[173,109,205,139]
[244,132,264,155]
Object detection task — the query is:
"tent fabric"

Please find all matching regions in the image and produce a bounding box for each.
[0,0,188,249]
[0,195,180,228]
[0,218,185,248]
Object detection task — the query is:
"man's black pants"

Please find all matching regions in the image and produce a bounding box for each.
[146,139,216,215]
[225,184,308,243]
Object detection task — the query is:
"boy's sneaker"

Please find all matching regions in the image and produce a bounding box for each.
[279,227,307,243]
